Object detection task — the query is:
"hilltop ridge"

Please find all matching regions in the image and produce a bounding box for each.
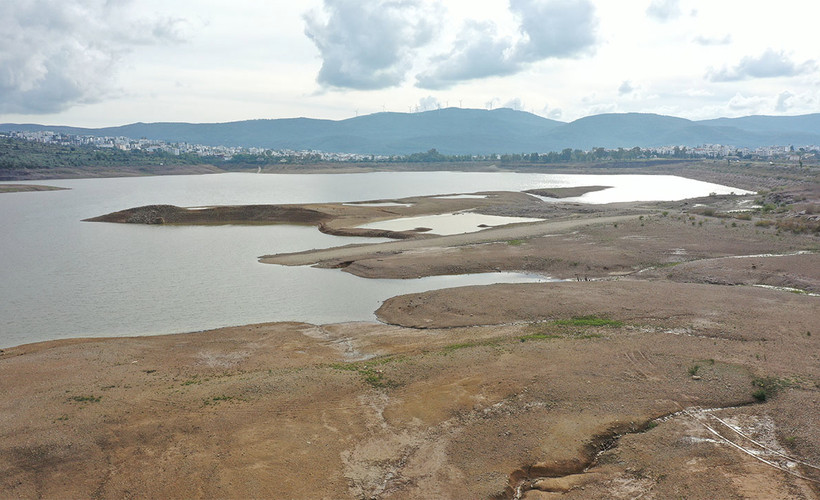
[2,108,820,155]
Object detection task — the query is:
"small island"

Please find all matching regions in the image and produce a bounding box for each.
[525,185,611,198]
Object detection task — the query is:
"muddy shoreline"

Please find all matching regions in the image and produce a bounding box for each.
[2,163,819,498]
[0,184,67,193]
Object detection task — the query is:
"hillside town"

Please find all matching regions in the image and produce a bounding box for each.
[1,130,382,163]
[3,129,818,164]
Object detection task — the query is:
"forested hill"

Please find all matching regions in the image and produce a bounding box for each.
[3,108,820,155]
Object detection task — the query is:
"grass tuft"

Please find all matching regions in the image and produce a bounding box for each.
[751,376,794,402]
[69,395,101,403]
[330,357,402,388]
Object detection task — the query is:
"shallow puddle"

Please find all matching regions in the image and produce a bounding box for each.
[357,212,543,235]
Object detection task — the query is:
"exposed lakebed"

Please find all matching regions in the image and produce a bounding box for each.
[0,172,748,348]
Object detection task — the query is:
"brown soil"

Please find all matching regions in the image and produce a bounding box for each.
[326,213,818,280]
[3,164,819,499]
[85,204,331,225]
[2,281,817,499]
[86,191,558,239]
[646,253,820,293]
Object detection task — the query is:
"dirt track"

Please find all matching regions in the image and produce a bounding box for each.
[260,214,636,267]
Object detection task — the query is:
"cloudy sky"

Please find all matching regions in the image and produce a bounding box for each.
[1,0,818,127]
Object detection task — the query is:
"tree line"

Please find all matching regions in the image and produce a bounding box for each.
[0,136,702,171]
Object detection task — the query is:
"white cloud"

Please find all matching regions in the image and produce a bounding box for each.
[0,0,187,114]
[727,92,767,112]
[683,88,714,97]
[708,49,818,82]
[304,0,441,90]
[504,97,524,110]
[646,0,681,22]
[541,104,563,120]
[417,0,598,89]
[417,95,440,111]
[693,34,731,46]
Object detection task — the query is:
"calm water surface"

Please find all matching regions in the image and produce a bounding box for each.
[0,172,747,348]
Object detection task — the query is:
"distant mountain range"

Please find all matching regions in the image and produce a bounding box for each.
[3,108,820,155]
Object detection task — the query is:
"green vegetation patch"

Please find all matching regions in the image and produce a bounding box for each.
[68,395,101,403]
[181,375,205,386]
[751,376,796,402]
[776,218,820,234]
[330,356,402,389]
[204,395,237,406]
[507,239,525,246]
[553,315,624,327]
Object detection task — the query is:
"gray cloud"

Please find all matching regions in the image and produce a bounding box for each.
[510,0,598,61]
[416,21,519,90]
[618,81,635,95]
[775,91,794,112]
[304,0,440,90]
[708,49,818,82]
[417,0,597,89]
[0,0,187,114]
[646,0,681,22]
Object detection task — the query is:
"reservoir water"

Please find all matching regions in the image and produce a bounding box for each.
[0,172,748,348]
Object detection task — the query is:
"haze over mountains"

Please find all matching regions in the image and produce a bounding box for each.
[3,108,820,156]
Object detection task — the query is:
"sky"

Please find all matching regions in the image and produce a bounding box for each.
[1,0,818,127]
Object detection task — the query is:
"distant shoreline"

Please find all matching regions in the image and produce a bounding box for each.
[0,158,792,193]
[0,184,68,193]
